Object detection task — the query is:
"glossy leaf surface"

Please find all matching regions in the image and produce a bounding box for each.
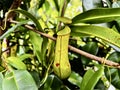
[72,8,120,24]
[81,42,98,65]
[81,66,104,90]
[68,71,82,88]
[2,70,37,90]
[84,66,104,90]
[71,25,120,48]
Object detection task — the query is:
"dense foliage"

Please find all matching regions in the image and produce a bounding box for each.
[1,0,120,90]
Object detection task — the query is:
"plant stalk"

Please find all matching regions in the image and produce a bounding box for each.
[9,20,120,69]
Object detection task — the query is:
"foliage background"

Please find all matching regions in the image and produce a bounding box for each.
[1,0,120,90]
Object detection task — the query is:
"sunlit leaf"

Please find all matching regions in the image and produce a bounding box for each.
[65,0,82,18]
[57,17,72,24]
[29,31,43,63]
[2,72,18,90]
[2,70,37,90]
[14,70,37,90]
[19,54,33,61]
[72,8,120,24]
[7,57,26,70]
[84,66,104,90]
[80,69,94,90]
[43,1,50,11]
[71,25,120,48]
[80,66,104,90]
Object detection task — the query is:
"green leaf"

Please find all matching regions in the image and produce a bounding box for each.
[81,42,98,65]
[42,75,63,90]
[29,31,43,63]
[0,66,4,72]
[80,69,94,90]
[2,70,38,90]
[84,66,104,90]
[107,52,120,63]
[10,9,43,32]
[41,37,48,66]
[95,80,107,90]
[71,25,120,48]
[43,1,50,11]
[53,0,59,11]
[105,52,120,89]
[7,57,26,70]
[0,21,28,40]
[30,71,41,87]
[57,17,72,24]
[14,70,38,90]
[68,71,82,88]
[105,67,120,89]
[2,72,18,90]
[19,54,33,61]
[82,42,98,55]
[72,8,120,24]
[0,73,3,90]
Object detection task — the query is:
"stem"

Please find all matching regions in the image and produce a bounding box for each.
[59,0,67,17]
[0,40,2,61]
[68,45,120,68]
[9,20,120,69]
[56,0,68,32]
